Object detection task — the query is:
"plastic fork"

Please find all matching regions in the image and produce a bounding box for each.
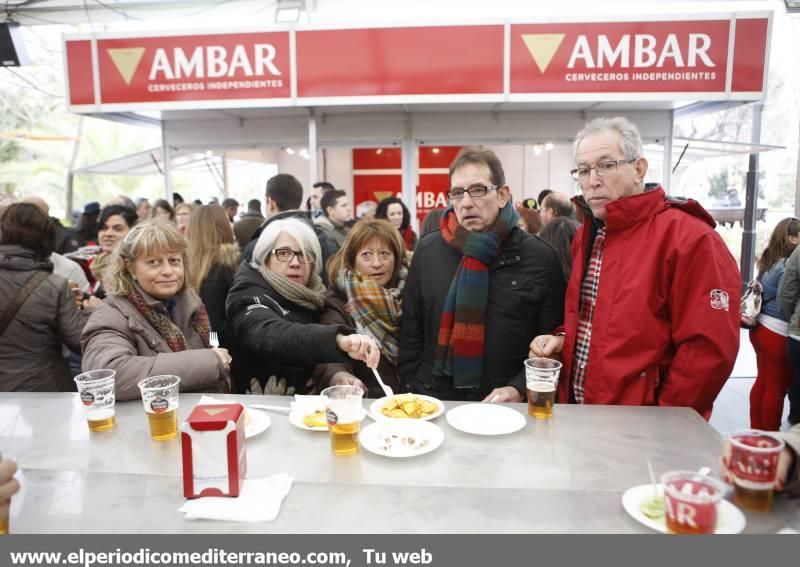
[209,331,219,348]
[372,368,394,398]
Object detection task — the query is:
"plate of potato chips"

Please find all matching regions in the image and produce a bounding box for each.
[369,394,445,422]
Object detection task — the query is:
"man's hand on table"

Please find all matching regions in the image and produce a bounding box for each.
[482,386,521,403]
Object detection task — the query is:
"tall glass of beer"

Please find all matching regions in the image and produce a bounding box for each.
[728,429,785,512]
[661,470,725,534]
[524,358,561,419]
[321,385,364,455]
[137,375,181,441]
[73,369,117,432]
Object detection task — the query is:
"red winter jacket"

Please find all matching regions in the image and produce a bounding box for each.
[559,187,740,417]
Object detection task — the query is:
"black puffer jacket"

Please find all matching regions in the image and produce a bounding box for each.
[398,226,566,399]
[226,262,352,395]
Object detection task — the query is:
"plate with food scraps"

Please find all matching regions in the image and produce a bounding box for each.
[621,483,745,534]
[445,403,526,435]
[368,394,445,422]
[360,419,444,458]
[244,408,271,438]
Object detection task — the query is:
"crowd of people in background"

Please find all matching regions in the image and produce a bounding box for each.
[1,116,798,497]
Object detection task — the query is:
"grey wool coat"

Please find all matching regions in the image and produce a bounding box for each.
[81,285,223,401]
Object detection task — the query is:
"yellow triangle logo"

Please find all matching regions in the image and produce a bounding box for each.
[107,47,145,85]
[374,191,395,202]
[202,407,227,416]
[521,34,565,74]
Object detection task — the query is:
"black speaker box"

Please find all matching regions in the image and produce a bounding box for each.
[0,22,30,67]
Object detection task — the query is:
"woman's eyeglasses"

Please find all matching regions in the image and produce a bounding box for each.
[271,248,312,264]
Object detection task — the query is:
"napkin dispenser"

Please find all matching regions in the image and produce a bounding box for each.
[181,403,247,498]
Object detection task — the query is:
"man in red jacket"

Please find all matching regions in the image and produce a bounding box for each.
[531,116,740,418]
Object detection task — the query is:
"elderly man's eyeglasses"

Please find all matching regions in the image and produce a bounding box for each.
[271,248,312,264]
[448,184,498,201]
[570,159,639,181]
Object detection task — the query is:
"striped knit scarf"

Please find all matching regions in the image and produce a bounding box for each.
[336,260,408,365]
[433,202,519,389]
[126,285,211,352]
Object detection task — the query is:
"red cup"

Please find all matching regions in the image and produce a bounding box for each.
[728,429,785,512]
[661,471,726,534]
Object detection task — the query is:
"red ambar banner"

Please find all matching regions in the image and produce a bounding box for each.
[296,26,504,97]
[95,32,290,104]
[510,20,730,93]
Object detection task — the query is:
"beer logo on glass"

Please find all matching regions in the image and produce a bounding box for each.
[325,408,338,426]
[150,397,169,414]
[731,434,782,484]
[80,391,95,406]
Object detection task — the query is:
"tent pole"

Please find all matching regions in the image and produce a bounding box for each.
[662,112,674,193]
[161,127,172,203]
[308,110,318,187]
[401,119,417,232]
[741,102,763,288]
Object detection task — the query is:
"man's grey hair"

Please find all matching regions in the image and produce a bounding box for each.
[135,197,149,207]
[251,217,322,276]
[574,116,643,161]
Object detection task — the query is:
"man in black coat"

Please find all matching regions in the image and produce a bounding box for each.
[242,173,337,285]
[399,147,565,403]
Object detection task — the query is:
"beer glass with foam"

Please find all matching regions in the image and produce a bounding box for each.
[728,429,785,512]
[321,385,364,455]
[524,358,561,419]
[73,369,117,432]
[138,375,181,441]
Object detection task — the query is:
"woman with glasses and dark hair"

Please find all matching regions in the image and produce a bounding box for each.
[226,218,380,395]
[749,217,800,430]
[376,196,417,252]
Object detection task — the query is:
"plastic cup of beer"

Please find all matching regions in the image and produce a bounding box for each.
[524,358,561,419]
[0,500,7,535]
[73,369,116,432]
[661,470,726,534]
[728,429,785,512]
[321,385,364,456]
[0,452,8,535]
[137,375,181,441]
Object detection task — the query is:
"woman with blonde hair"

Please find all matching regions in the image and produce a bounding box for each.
[226,217,380,395]
[314,219,409,397]
[185,204,239,345]
[81,221,231,400]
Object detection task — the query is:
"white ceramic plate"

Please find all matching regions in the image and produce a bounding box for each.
[288,407,368,431]
[360,419,444,458]
[621,484,746,534]
[244,408,271,438]
[368,394,445,422]
[445,403,526,435]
